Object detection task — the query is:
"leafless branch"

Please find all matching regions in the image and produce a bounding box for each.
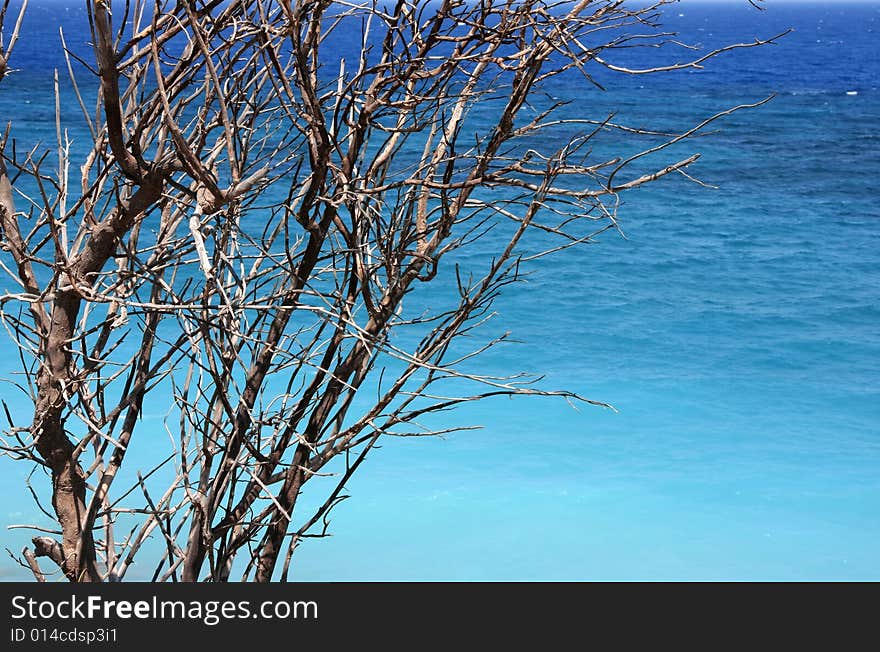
[0,0,776,582]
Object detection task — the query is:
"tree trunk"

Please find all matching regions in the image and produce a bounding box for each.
[32,291,100,582]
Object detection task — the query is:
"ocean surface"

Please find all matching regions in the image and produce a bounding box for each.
[0,1,878,580]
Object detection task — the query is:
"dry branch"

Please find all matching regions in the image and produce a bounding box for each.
[0,0,774,582]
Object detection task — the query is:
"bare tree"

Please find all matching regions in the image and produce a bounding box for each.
[0,0,780,582]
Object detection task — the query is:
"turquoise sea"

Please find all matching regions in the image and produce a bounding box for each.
[0,1,878,580]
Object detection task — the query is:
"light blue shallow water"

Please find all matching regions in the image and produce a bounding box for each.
[1,2,878,580]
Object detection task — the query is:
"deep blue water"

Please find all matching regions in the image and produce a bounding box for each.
[0,2,878,580]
